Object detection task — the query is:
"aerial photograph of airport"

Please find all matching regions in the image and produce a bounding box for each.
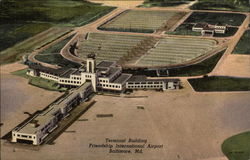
[0,0,249,159]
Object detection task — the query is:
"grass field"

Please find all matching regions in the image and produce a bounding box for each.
[0,23,52,52]
[188,76,250,92]
[39,34,75,54]
[36,34,79,68]
[0,0,114,64]
[233,30,250,54]
[222,131,250,160]
[185,12,246,26]
[99,10,184,33]
[167,49,225,76]
[136,37,217,67]
[190,0,250,12]
[77,32,148,64]
[1,0,114,26]
[167,23,202,36]
[0,27,72,64]
[139,0,194,7]
[123,49,225,77]
[35,54,80,68]
[11,69,67,92]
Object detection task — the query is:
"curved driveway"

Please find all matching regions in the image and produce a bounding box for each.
[28,2,249,79]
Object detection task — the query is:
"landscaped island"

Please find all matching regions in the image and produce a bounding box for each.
[139,0,195,7]
[190,0,250,12]
[188,76,250,92]
[222,131,250,160]
[233,30,250,54]
[168,12,246,37]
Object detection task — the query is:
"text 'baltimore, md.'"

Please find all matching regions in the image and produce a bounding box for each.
[89,138,164,154]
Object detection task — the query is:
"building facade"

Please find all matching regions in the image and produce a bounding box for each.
[126,76,180,90]
[27,54,181,93]
[11,82,93,145]
[192,23,227,36]
[12,54,181,145]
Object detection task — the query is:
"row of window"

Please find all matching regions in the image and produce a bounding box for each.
[14,134,35,139]
[60,80,81,84]
[192,28,203,30]
[127,85,163,88]
[72,77,81,80]
[85,75,92,78]
[99,79,109,83]
[98,83,121,89]
[127,82,163,85]
[41,73,58,79]
[215,26,226,29]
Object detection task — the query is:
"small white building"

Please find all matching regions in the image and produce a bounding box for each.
[214,25,226,34]
[201,27,215,36]
[192,22,209,32]
[192,22,227,36]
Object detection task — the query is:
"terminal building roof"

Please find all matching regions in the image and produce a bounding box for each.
[60,69,79,78]
[15,82,92,135]
[113,74,132,84]
[96,61,116,69]
[98,67,121,79]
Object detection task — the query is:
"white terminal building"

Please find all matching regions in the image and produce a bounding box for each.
[12,54,180,145]
[12,82,93,145]
[27,54,180,92]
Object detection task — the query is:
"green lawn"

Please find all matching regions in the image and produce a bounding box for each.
[185,12,246,26]
[0,27,72,64]
[167,23,202,36]
[11,68,29,79]
[0,0,115,64]
[139,0,194,7]
[34,34,81,68]
[188,76,250,92]
[0,23,52,52]
[167,49,225,76]
[35,54,80,68]
[0,0,114,26]
[233,30,250,55]
[11,69,67,92]
[39,34,75,54]
[123,50,225,77]
[190,0,250,12]
[222,131,250,160]
[98,27,154,34]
